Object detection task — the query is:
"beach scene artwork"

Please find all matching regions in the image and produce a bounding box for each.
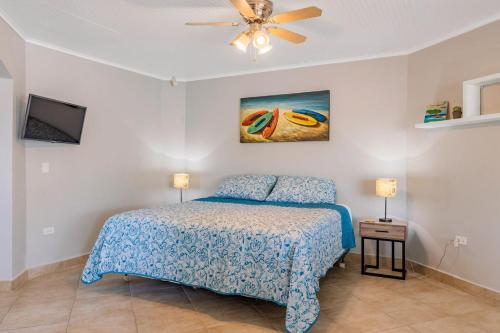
[240,90,330,143]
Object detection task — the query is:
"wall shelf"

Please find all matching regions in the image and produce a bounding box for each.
[416,72,500,129]
[415,113,500,129]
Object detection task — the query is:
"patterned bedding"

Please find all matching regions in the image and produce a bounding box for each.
[81,197,355,333]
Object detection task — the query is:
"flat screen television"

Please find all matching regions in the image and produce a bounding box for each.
[22,94,87,144]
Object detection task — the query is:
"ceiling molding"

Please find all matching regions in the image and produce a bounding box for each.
[185,51,409,82]
[1,7,500,83]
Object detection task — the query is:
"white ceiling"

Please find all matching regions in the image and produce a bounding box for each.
[1,0,500,81]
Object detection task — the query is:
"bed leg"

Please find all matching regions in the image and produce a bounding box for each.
[123,274,130,282]
[339,252,347,269]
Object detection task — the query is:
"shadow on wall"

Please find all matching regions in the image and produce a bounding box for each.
[406,226,427,265]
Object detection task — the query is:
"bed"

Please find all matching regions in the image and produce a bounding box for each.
[81,176,355,333]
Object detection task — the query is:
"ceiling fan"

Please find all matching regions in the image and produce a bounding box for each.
[186,0,322,56]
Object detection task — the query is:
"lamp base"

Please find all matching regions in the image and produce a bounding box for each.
[379,217,393,223]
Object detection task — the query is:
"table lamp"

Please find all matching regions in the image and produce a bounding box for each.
[376,178,397,222]
[173,173,189,203]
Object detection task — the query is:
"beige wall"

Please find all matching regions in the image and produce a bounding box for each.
[24,44,186,268]
[407,20,500,291]
[185,56,409,254]
[481,83,500,115]
[0,63,14,281]
[0,17,26,280]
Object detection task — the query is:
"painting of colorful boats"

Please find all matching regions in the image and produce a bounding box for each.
[240,90,330,143]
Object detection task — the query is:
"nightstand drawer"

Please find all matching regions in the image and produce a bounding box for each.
[360,223,406,241]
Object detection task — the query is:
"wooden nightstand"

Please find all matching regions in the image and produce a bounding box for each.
[359,219,407,280]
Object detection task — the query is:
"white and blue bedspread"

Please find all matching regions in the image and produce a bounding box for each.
[81,197,355,333]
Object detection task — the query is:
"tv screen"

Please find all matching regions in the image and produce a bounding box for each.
[22,94,87,144]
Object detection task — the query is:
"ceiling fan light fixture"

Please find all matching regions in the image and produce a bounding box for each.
[187,1,322,58]
[258,44,272,55]
[252,30,270,49]
[231,32,250,53]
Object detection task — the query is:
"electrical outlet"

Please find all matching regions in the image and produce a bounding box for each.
[454,235,467,247]
[43,227,55,235]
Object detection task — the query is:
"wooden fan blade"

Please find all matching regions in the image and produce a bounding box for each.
[186,22,240,26]
[229,31,247,45]
[230,0,256,19]
[270,6,322,24]
[267,27,306,44]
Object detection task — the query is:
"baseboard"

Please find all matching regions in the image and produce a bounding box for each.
[27,254,89,280]
[409,259,500,303]
[0,254,88,291]
[345,253,500,303]
[0,270,28,291]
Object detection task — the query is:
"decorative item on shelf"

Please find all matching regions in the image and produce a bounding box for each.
[452,106,463,119]
[240,90,330,143]
[375,178,397,222]
[173,173,190,203]
[424,101,449,123]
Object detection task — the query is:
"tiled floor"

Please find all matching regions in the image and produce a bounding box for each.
[0,262,499,333]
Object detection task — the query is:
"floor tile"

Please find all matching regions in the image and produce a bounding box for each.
[132,286,191,309]
[24,268,81,291]
[193,298,266,327]
[129,277,180,294]
[76,276,130,300]
[405,286,468,305]
[458,308,500,332]
[337,311,406,333]
[207,321,279,333]
[67,310,137,333]
[71,294,132,314]
[308,316,366,333]
[0,299,73,331]
[134,306,205,333]
[384,301,447,325]
[14,285,76,306]
[380,327,419,333]
[428,296,493,316]
[1,323,68,333]
[68,295,136,333]
[321,298,380,320]
[0,291,19,308]
[352,286,408,304]
[410,316,488,333]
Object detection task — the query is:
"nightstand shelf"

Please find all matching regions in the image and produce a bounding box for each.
[359,219,408,280]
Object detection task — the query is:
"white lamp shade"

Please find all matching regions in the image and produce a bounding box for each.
[173,173,189,189]
[376,178,397,198]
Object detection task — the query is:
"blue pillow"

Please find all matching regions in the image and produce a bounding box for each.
[266,176,336,204]
[214,175,277,201]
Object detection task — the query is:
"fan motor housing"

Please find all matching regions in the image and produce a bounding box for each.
[246,0,273,22]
